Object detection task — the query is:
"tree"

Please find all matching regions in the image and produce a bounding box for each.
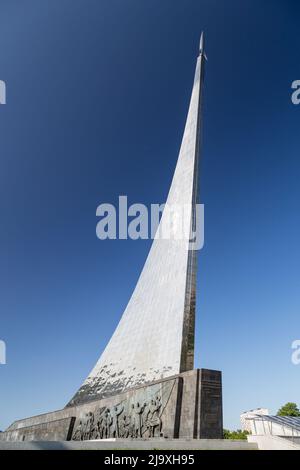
[223,429,249,440]
[277,402,300,417]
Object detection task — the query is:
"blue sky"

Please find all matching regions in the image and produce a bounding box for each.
[0,0,299,431]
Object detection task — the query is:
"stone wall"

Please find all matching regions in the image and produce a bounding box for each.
[0,417,75,442]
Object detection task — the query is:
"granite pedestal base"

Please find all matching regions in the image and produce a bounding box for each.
[0,369,222,442]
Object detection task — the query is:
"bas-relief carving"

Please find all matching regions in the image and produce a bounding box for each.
[72,382,174,440]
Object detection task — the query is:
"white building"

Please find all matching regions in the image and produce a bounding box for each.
[245,413,300,450]
[247,414,300,438]
[240,408,269,433]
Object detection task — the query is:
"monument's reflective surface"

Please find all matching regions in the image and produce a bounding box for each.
[68,33,207,407]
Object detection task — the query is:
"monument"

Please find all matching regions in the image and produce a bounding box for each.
[0,34,223,442]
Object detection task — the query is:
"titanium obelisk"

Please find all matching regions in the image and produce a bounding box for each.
[68,33,207,406]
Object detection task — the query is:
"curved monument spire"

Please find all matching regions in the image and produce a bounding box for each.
[68,35,206,406]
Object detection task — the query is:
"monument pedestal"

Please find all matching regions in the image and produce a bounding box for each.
[0,369,222,442]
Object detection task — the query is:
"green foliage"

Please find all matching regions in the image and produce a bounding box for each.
[277,402,300,417]
[223,429,249,440]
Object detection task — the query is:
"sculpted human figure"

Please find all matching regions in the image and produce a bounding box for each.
[111,404,124,438]
[119,414,131,438]
[146,396,162,437]
[103,408,113,438]
[90,411,102,440]
[153,396,162,436]
[98,415,104,439]
[129,404,136,437]
[155,395,162,414]
[134,402,146,438]
[84,412,94,440]
[91,409,103,439]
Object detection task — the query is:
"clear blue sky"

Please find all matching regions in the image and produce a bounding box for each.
[0,0,299,431]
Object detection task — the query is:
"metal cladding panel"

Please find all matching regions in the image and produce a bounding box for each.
[68,47,205,407]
